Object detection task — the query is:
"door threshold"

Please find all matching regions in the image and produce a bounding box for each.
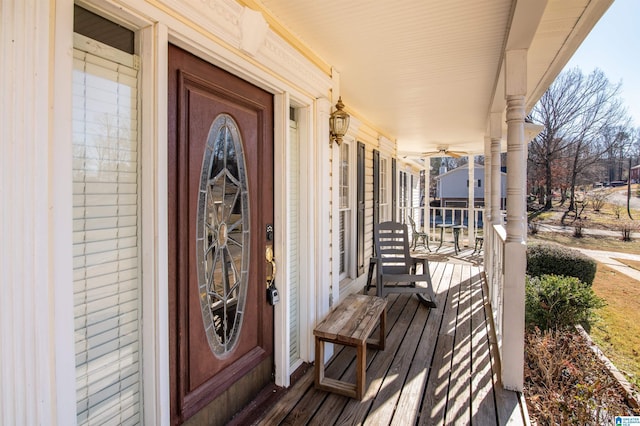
[228,363,312,426]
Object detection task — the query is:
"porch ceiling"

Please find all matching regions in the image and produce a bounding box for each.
[247,0,612,156]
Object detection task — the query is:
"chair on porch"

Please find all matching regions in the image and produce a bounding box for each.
[473,229,484,254]
[407,215,430,252]
[372,221,437,308]
[464,216,484,254]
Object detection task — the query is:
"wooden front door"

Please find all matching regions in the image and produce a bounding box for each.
[168,44,274,425]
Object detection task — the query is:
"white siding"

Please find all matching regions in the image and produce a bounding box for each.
[0,1,73,423]
[439,165,506,200]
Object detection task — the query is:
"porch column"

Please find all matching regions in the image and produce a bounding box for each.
[467,156,475,244]
[483,135,493,273]
[502,49,527,392]
[490,113,503,227]
[424,158,431,233]
[484,113,502,306]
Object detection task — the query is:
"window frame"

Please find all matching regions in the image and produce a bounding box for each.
[338,141,352,281]
[379,156,390,222]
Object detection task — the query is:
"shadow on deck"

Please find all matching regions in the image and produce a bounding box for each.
[235,251,529,425]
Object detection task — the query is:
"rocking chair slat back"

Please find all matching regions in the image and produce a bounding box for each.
[372,221,437,308]
[375,223,413,275]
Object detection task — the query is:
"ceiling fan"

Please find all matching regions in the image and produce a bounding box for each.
[402,147,468,159]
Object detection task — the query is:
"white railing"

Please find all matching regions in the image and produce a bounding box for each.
[489,224,506,353]
[405,206,486,249]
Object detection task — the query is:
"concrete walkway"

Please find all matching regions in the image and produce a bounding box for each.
[534,223,640,281]
[575,248,640,283]
[536,222,640,239]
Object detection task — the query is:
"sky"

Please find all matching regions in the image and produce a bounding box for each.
[563,0,640,127]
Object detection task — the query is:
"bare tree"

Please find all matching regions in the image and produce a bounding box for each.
[629,128,640,167]
[529,68,630,211]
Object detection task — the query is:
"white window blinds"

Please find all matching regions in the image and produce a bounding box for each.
[339,143,350,277]
[288,120,300,366]
[72,34,141,425]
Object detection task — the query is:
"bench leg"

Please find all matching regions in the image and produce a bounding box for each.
[355,343,366,400]
[366,308,386,351]
[314,301,387,401]
[379,309,386,350]
[315,336,325,385]
[315,338,359,399]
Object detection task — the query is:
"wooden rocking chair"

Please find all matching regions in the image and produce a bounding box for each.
[372,221,437,307]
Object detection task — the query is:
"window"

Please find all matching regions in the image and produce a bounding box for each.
[411,173,420,219]
[288,111,301,366]
[338,142,351,279]
[356,142,365,276]
[197,114,249,356]
[398,170,409,222]
[73,7,142,425]
[380,157,389,221]
[73,10,141,424]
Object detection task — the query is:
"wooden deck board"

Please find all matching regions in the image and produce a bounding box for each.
[481,274,525,425]
[334,296,417,425]
[389,262,452,426]
[470,269,499,425]
[363,294,431,425]
[419,263,462,424]
[444,263,473,424]
[249,259,528,426]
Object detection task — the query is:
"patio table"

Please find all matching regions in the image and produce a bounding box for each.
[436,223,467,253]
[435,223,454,251]
[452,225,466,254]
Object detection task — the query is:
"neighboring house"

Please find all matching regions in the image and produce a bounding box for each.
[436,163,506,208]
[630,164,640,183]
[1,0,613,425]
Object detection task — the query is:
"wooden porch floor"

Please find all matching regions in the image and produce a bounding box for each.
[240,250,529,425]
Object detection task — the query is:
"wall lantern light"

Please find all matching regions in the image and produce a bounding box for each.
[329,96,350,146]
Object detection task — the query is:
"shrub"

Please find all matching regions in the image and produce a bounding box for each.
[525,274,604,330]
[573,219,584,238]
[524,328,637,424]
[526,243,597,286]
[612,204,623,219]
[619,219,638,242]
[588,190,610,212]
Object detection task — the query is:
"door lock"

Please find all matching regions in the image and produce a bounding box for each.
[265,245,279,305]
[267,285,280,305]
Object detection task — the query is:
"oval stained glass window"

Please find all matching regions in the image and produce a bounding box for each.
[196,114,250,357]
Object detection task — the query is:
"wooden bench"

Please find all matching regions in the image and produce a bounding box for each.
[313,293,387,400]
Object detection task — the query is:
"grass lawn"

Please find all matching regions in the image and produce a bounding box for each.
[590,263,640,390]
[528,232,640,255]
[616,258,640,271]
